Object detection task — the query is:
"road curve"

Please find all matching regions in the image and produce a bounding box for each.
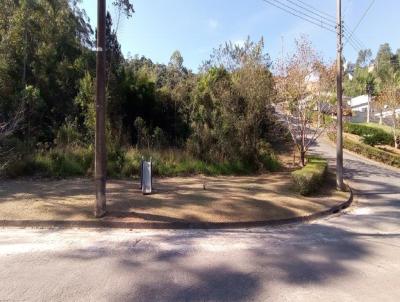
[0,139,399,302]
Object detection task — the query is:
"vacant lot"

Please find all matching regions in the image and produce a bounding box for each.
[0,173,348,224]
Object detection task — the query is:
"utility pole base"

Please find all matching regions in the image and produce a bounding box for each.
[94,178,107,218]
[336,181,345,192]
[94,209,106,218]
[94,203,106,218]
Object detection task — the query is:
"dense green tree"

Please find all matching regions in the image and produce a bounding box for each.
[188,38,278,163]
[355,49,373,68]
[0,0,93,143]
[1,1,283,173]
[375,44,391,81]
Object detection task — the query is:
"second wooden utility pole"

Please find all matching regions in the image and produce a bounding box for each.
[95,0,107,217]
[336,0,344,190]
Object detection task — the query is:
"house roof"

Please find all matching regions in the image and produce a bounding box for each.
[349,95,369,107]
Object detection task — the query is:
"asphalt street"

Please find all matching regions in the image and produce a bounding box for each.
[0,139,399,302]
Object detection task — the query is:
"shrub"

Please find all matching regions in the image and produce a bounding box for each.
[328,132,400,168]
[257,141,282,172]
[291,157,328,195]
[344,123,393,146]
[48,151,84,177]
[54,120,81,147]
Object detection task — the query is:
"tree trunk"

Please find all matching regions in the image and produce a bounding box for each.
[300,150,306,166]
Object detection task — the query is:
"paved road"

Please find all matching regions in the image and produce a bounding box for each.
[0,139,399,302]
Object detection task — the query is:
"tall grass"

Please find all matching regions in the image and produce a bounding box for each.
[2,147,93,178]
[2,146,281,179]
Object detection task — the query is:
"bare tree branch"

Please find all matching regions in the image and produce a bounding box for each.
[274,36,335,165]
[0,107,23,141]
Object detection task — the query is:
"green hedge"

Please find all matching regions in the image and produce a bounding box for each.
[344,123,393,146]
[291,157,328,196]
[328,133,400,168]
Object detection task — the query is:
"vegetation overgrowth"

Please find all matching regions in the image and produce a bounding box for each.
[3,146,281,178]
[328,132,400,168]
[0,1,287,177]
[1,1,399,178]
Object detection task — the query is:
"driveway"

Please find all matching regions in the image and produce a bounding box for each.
[0,139,399,302]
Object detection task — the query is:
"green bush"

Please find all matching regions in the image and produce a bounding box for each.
[291,157,328,195]
[257,141,282,172]
[328,132,400,168]
[344,123,393,146]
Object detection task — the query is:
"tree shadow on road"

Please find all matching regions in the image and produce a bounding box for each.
[52,223,371,302]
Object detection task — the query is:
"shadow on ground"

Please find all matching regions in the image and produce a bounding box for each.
[48,223,373,302]
[0,173,344,223]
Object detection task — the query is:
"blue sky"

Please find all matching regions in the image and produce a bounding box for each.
[79,0,400,71]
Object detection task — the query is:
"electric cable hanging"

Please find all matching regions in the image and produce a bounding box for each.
[261,0,336,33]
[295,0,336,20]
[345,0,375,46]
[261,0,365,53]
[286,0,336,25]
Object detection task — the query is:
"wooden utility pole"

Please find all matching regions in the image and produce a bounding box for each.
[336,0,344,190]
[95,0,107,217]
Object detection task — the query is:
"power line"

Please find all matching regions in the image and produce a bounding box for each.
[285,0,336,25]
[295,0,336,20]
[261,0,336,33]
[347,32,366,49]
[268,0,336,29]
[261,0,364,54]
[345,0,375,46]
[343,0,353,17]
[344,34,361,53]
[343,27,364,50]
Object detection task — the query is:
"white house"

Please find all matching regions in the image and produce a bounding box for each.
[348,94,374,123]
[348,94,400,124]
[348,95,370,112]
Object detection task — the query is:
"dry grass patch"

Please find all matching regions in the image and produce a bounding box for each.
[0,173,348,224]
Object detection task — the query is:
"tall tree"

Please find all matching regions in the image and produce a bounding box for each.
[0,0,93,143]
[375,43,395,84]
[275,36,335,166]
[189,37,278,163]
[355,49,373,68]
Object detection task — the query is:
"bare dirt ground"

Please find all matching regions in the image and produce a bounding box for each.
[0,173,348,223]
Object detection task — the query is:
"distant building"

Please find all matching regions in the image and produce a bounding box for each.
[375,107,400,119]
[348,95,370,112]
[348,94,400,124]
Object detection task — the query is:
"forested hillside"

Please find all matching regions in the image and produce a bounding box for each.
[0,0,285,177]
[344,43,400,97]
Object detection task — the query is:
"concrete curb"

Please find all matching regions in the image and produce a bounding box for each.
[0,186,353,230]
